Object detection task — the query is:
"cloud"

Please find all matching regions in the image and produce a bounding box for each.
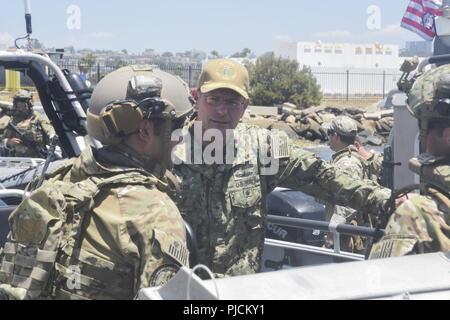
[311,25,415,45]
[0,32,14,49]
[314,30,352,40]
[366,24,409,37]
[90,32,115,39]
[363,24,419,44]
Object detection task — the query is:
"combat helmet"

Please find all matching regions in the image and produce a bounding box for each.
[14,89,33,100]
[88,65,194,145]
[408,64,450,142]
[12,89,33,114]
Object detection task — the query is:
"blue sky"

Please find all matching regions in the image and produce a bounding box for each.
[0,0,423,55]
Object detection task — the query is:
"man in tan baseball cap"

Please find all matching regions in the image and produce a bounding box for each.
[171,59,394,278]
[195,59,250,136]
[198,59,250,99]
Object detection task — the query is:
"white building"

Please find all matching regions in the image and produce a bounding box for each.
[275,41,401,96]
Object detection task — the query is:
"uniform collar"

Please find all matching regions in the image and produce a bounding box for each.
[331,145,359,161]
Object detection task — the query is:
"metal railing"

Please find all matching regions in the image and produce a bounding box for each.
[52,60,203,88]
[266,214,385,261]
[1,63,400,103]
[314,70,401,102]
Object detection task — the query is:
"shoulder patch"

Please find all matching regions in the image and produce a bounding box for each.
[270,132,290,159]
[153,229,189,267]
[149,264,179,287]
[369,235,418,259]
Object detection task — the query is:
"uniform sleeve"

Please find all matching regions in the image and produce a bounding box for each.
[369,195,450,259]
[116,186,188,291]
[0,121,12,146]
[330,155,365,223]
[36,114,55,141]
[262,132,391,216]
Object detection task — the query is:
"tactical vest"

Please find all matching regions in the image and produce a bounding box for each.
[5,112,46,157]
[369,156,450,259]
[409,156,450,213]
[0,163,160,300]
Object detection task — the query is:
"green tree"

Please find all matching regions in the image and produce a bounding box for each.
[231,48,252,58]
[209,50,221,59]
[249,53,322,109]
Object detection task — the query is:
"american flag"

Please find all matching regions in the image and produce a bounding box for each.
[401,0,443,41]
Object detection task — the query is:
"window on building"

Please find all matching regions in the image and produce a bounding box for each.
[365,48,373,54]
[376,50,383,55]
[304,47,311,53]
[325,47,332,54]
[385,49,393,55]
[355,47,362,55]
[335,47,343,54]
[314,47,322,53]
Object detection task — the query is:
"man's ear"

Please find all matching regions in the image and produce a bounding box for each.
[243,99,250,111]
[240,99,250,117]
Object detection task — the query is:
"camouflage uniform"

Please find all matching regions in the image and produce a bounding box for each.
[369,63,450,259]
[326,147,367,223]
[0,64,193,299]
[0,104,11,135]
[0,144,188,300]
[325,146,368,252]
[325,116,370,252]
[365,151,383,182]
[172,121,391,277]
[370,156,450,258]
[1,110,55,158]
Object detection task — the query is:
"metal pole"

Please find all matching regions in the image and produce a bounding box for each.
[382,70,386,99]
[346,70,349,101]
[267,215,385,238]
[188,65,192,88]
[97,63,100,84]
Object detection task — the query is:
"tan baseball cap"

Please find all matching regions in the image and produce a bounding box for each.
[198,59,250,99]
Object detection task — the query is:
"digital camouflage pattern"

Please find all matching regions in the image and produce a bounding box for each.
[364,151,383,182]
[172,122,391,277]
[325,146,369,253]
[370,158,450,259]
[1,110,55,157]
[0,144,188,300]
[326,146,367,222]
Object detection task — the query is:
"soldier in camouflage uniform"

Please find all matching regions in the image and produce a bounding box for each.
[1,90,55,158]
[0,66,193,300]
[171,59,392,277]
[325,116,369,252]
[370,64,450,259]
[354,136,383,183]
[0,101,12,135]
